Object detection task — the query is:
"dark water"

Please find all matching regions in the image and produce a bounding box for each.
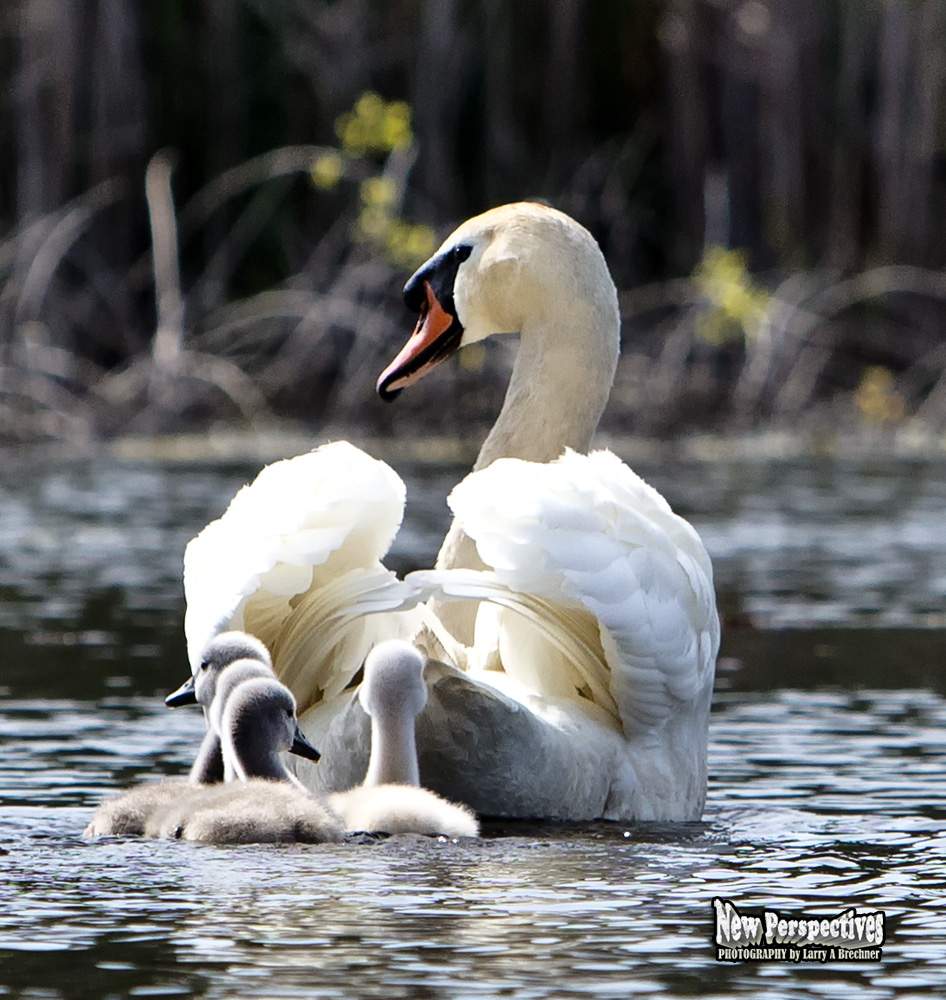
[1,446,945,998]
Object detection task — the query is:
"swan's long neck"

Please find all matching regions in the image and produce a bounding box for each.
[435,303,618,642]
[363,713,421,787]
[474,317,616,471]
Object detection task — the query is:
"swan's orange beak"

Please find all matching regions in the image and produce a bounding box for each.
[377,281,463,401]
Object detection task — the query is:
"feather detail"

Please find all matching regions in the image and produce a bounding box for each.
[182,441,420,713]
[419,449,719,739]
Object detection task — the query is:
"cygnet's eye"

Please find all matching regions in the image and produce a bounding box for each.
[199,659,210,671]
[453,244,472,263]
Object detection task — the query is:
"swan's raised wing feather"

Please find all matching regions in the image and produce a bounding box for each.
[274,567,423,713]
[423,449,719,738]
[183,442,418,694]
[411,568,618,714]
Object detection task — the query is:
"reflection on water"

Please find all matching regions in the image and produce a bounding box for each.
[2,691,944,999]
[2,451,946,698]
[1,448,945,997]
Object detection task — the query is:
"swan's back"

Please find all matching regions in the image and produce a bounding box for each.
[418,449,719,732]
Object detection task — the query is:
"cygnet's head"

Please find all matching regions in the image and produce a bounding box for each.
[358,641,428,721]
[200,631,272,674]
[208,660,279,733]
[221,676,321,774]
[165,630,273,709]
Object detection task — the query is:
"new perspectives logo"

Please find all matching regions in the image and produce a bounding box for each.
[713,898,885,963]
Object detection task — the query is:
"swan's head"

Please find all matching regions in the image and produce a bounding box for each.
[220,675,322,763]
[165,630,273,709]
[377,202,618,400]
[358,640,428,720]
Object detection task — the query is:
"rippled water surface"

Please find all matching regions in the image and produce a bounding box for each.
[1,447,945,998]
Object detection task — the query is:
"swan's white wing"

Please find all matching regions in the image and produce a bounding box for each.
[183,441,422,705]
[416,449,719,738]
[272,566,423,714]
[411,568,618,714]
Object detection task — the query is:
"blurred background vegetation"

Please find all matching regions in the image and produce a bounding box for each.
[2,0,946,448]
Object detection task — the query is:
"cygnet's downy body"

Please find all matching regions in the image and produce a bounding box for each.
[84,780,190,838]
[85,633,272,838]
[149,675,342,844]
[328,641,479,837]
[85,638,324,840]
[165,631,275,785]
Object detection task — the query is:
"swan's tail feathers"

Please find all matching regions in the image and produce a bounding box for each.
[437,449,720,739]
[273,567,425,714]
[182,441,407,669]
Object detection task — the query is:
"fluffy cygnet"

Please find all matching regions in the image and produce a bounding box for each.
[149,675,341,844]
[84,780,190,839]
[151,779,343,844]
[165,631,275,785]
[85,637,319,840]
[86,633,271,837]
[327,641,479,838]
[215,672,320,785]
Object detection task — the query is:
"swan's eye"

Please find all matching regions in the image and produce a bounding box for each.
[199,659,210,671]
[453,244,472,263]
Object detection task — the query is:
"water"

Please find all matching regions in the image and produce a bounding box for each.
[1,446,945,998]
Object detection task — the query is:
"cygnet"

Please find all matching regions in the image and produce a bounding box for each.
[85,632,269,837]
[149,675,341,844]
[328,641,479,838]
[84,637,317,839]
[165,630,274,784]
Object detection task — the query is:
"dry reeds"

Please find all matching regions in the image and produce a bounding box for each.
[4,1,946,445]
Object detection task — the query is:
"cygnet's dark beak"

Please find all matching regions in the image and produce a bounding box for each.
[165,675,197,708]
[290,725,322,762]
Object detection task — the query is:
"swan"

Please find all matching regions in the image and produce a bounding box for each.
[147,674,343,844]
[182,202,719,822]
[164,630,274,785]
[182,442,425,714]
[324,640,479,837]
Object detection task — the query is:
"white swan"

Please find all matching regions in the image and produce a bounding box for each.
[148,674,342,844]
[182,442,425,715]
[324,640,479,837]
[183,202,719,822]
